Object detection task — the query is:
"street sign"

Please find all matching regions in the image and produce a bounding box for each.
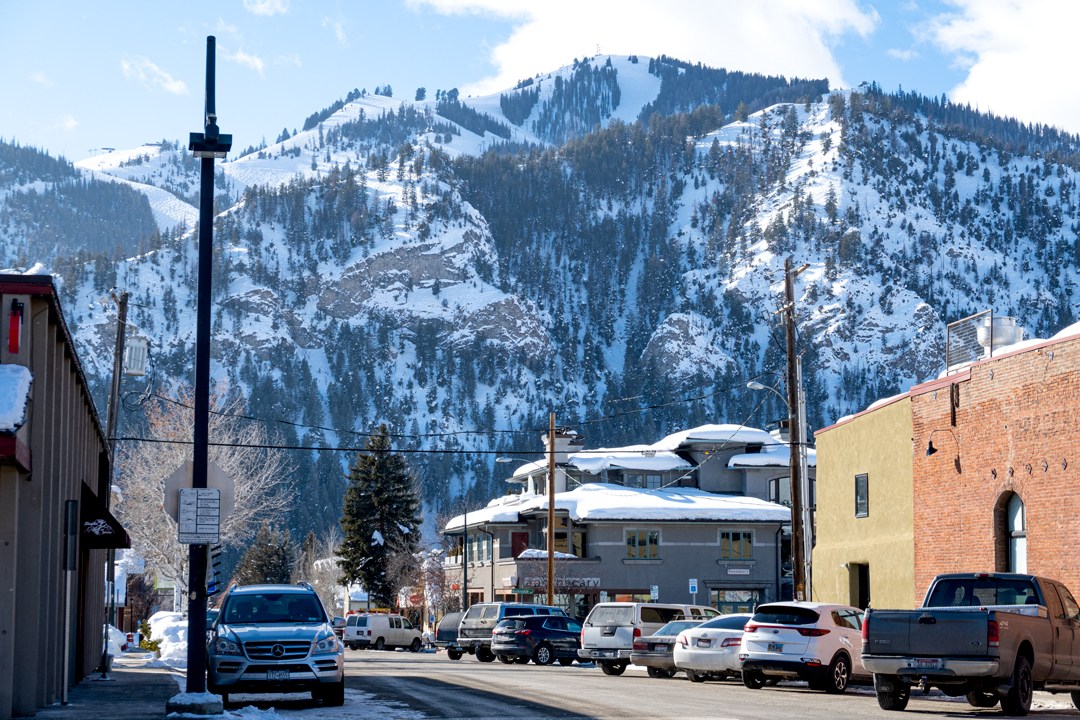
[510,588,535,595]
[689,578,698,594]
[163,461,236,522]
[178,488,221,544]
[650,585,659,600]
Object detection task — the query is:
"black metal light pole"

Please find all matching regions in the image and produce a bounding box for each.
[185,36,231,693]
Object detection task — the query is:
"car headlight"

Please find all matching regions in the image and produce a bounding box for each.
[313,634,340,654]
[214,637,242,655]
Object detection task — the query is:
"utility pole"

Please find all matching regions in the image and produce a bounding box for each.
[783,257,809,601]
[184,36,231,695]
[98,291,128,679]
[547,412,556,606]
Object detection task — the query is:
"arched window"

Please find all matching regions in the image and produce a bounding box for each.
[1006,494,1027,573]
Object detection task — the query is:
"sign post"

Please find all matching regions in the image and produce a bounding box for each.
[689,578,698,605]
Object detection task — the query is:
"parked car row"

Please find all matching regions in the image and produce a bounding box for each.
[430,599,872,697]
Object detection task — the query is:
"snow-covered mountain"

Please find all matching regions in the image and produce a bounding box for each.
[1,54,1077,540]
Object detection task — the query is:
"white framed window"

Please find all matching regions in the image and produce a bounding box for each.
[720,530,753,560]
[625,528,660,559]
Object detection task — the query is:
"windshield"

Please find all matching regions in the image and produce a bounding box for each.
[700,614,753,630]
[223,592,325,624]
[654,620,702,636]
[751,605,820,626]
[926,577,1039,607]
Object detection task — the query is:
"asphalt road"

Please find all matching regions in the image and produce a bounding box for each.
[344,649,1080,719]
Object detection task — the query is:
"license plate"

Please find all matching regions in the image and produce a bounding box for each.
[696,639,712,648]
[911,658,941,671]
[267,669,290,681]
[767,642,783,653]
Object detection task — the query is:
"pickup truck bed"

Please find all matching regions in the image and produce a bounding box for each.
[862,573,1080,716]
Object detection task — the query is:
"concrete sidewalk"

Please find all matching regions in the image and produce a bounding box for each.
[35,651,180,720]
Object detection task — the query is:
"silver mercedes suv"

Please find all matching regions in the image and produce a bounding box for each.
[206,582,345,705]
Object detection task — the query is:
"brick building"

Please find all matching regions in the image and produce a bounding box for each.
[813,318,1080,609]
[911,324,1080,601]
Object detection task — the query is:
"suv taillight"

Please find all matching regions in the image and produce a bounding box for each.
[516,629,532,636]
[862,612,870,643]
[744,622,757,633]
[796,628,830,637]
[633,627,641,640]
[988,619,1000,648]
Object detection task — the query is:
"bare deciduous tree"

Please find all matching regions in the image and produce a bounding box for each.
[115,386,292,599]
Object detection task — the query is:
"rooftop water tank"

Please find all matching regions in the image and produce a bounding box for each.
[976,315,1023,354]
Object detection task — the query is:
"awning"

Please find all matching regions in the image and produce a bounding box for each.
[80,482,130,549]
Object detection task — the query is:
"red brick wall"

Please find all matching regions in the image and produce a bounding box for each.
[910,333,1080,603]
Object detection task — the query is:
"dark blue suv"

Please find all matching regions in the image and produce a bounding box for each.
[491,614,583,665]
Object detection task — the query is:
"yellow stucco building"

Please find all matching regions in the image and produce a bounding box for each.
[813,394,917,609]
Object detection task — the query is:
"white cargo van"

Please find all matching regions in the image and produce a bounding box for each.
[578,602,719,675]
[344,613,422,651]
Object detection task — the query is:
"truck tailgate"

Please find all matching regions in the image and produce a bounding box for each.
[866,608,992,657]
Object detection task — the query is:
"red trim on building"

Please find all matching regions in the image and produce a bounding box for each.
[0,435,31,472]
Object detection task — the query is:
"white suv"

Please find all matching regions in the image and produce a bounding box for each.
[738,602,867,693]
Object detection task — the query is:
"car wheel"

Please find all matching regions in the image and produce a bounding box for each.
[514,657,530,664]
[600,661,627,676]
[477,647,496,662]
[533,643,556,665]
[318,680,345,707]
[1071,690,1080,711]
[1001,655,1033,716]
[966,690,999,708]
[825,654,851,694]
[558,658,574,666]
[447,649,463,660]
[686,669,706,683]
[874,675,911,711]
[742,669,766,689]
[497,654,514,664]
[410,638,422,653]
[374,637,385,651]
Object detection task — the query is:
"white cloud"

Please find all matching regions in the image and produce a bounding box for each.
[322,16,348,46]
[30,71,54,87]
[243,0,289,16]
[928,0,1080,134]
[274,52,303,67]
[120,58,189,95]
[410,0,877,96]
[887,48,918,61]
[226,48,266,76]
[51,115,78,132]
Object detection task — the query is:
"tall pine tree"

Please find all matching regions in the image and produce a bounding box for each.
[338,424,421,607]
[233,524,297,585]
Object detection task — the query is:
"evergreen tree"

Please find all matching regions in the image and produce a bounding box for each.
[338,424,422,607]
[233,524,297,585]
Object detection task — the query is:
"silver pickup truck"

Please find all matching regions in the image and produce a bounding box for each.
[861,572,1080,715]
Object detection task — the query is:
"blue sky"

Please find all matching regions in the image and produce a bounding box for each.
[2,0,1077,163]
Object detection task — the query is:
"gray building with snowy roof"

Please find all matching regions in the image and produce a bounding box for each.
[442,424,813,618]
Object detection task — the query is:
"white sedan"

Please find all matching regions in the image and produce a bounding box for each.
[673,613,753,682]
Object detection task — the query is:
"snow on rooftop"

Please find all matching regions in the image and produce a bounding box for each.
[569,445,692,474]
[0,365,32,432]
[445,482,789,530]
[728,443,817,469]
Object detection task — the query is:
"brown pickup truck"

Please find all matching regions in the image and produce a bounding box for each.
[861,572,1080,716]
